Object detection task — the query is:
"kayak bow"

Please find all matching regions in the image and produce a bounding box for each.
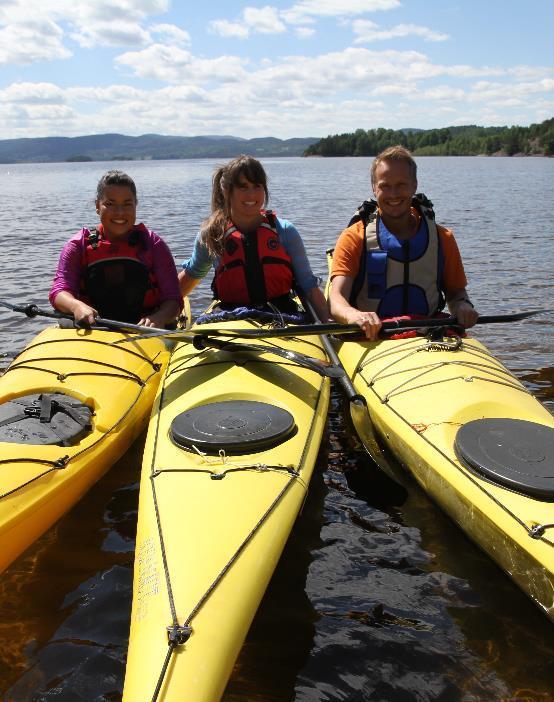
[325,251,554,619]
[123,301,331,700]
[0,325,170,572]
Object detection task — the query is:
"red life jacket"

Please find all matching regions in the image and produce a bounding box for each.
[212,211,294,305]
[81,224,161,323]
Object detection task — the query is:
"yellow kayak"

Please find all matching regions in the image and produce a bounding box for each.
[326,258,554,620]
[0,325,171,573]
[123,306,331,701]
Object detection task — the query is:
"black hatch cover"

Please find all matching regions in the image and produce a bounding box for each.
[171,400,296,454]
[455,418,554,498]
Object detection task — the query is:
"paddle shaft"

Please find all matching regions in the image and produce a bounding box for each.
[192,333,345,378]
[1,300,547,342]
[190,309,549,340]
[0,300,157,334]
[0,299,342,378]
[303,298,409,486]
[303,297,360,401]
[79,309,547,344]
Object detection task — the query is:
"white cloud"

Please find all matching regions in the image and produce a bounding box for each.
[208,19,249,38]
[282,0,400,25]
[508,65,554,80]
[295,26,315,38]
[115,44,249,84]
[66,84,146,103]
[1,82,66,104]
[0,0,182,63]
[209,5,286,38]
[352,19,449,43]
[0,19,71,66]
[422,85,466,101]
[69,20,152,48]
[209,0,400,38]
[244,6,286,34]
[471,78,554,101]
[150,23,191,45]
[1,36,553,140]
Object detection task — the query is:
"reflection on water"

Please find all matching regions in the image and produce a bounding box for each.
[0,158,553,700]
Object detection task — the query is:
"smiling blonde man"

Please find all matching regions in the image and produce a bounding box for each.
[329,145,478,339]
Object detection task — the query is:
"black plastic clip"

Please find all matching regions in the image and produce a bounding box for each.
[54,455,70,468]
[530,524,546,539]
[166,624,192,647]
[192,334,207,351]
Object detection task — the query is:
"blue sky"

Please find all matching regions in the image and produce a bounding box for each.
[1,0,553,140]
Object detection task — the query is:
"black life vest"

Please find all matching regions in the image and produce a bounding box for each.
[81,224,161,323]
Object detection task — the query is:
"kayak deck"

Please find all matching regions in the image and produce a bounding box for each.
[123,317,330,701]
[336,332,554,618]
[0,326,170,573]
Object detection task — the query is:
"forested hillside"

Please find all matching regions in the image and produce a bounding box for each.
[304,118,554,157]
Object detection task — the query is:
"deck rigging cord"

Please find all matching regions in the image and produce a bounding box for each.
[0,335,163,499]
[355,335,554,545]
[142,302,325,700]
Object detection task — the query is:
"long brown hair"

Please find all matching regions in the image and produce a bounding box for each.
[201,155,269,257]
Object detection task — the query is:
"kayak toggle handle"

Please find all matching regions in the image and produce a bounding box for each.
[166,624,192,647]
[19,303,41,318]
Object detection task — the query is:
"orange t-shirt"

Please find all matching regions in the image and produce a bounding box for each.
[331,210,467,292]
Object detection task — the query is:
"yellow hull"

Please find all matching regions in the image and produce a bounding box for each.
[335,332,554,619]
[0,326,170,573]
[123,317,330,701]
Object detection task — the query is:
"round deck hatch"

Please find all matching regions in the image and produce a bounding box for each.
[454,418,554,498]
[170,400,296,453]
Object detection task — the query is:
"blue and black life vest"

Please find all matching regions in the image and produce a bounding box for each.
[348,194,446,317]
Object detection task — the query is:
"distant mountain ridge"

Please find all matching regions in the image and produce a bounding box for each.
[0,133,319,163]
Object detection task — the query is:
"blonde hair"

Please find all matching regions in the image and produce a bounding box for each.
[370,145,417,187]
[201,155,269,257]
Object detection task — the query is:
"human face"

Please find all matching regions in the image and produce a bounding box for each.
[96,185,137,240]
[229,175,265,227]
[372,160,417,223]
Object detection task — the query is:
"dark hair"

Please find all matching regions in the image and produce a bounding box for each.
[370,145,417,187]
[201,155,268,257]
[96,170,137,201]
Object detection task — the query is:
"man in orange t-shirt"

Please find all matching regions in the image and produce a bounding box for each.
[329,145,479,339]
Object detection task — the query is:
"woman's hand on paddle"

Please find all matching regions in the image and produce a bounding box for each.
[71,300,98,326]
[138,299,182,328]
[138,314,161,328]
[52,291,98,327]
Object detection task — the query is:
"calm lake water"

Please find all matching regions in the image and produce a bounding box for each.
[0,157,553,701]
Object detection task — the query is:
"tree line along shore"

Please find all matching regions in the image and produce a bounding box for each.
[303,118,554,157]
